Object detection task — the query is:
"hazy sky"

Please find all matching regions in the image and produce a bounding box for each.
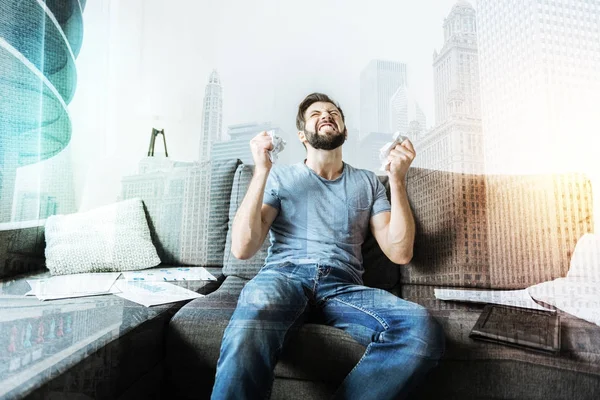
[133,0,469,146]
[16,0,473,209]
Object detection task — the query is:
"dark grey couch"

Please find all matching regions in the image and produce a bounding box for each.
[1,159,598,399]
[164,162,600,399]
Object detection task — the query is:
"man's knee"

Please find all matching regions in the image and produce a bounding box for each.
[408,306,445,360]
[385,304,445,361]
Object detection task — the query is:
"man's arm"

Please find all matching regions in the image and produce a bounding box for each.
[369,138,417,264]
[231,170,278,260]
[230,131,279,260]
[369,181,415,264]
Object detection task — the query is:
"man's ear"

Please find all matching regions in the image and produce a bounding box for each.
[298,130,306,143]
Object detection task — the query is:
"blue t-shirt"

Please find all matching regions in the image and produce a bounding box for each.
[263,161,391,282]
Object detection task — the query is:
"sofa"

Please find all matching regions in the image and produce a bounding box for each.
[164,161,600,399]
[1,158,599,399]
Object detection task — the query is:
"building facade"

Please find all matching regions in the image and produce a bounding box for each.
[476,0,600,174]
[389,84,426,142]
[414,0,484,175]
[198,70,223,163]
[211,122,284,165]
[360,60,407,140]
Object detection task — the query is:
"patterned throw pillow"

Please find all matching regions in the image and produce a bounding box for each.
[44,198,161,275]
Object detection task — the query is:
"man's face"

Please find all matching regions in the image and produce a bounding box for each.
[302,101,347,150]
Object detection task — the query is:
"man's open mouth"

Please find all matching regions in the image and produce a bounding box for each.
[318,122,336,130]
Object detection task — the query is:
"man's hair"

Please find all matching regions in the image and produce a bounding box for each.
[296,92,345,131]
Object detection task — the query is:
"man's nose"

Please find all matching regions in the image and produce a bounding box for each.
[320,112,333,121]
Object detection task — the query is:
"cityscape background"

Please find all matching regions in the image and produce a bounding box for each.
[1,0,599,229]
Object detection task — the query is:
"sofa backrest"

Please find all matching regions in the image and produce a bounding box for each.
[403,167,594,289]
[222,164,401,290]
[0,159,241,280]
[141,159,240,267]
[0,223,46,279]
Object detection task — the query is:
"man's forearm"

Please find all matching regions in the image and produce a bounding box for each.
[387,180,416,263]
[231,169,271,259]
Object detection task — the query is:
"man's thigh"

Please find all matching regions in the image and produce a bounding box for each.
[230,266,312,326]
[317,284,434,349]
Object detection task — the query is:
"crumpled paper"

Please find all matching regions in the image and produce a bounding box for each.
[379,131,409,172]
[267,130,286,163]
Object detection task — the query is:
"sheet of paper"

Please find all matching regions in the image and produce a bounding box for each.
[528,278,600,326]
[434,288,554,311]
[121,266,217,282]
[113,279,203,307]
[566,233,600,280]
[36,284,122,301]
[26,272,121,300]
[524,234,600,326]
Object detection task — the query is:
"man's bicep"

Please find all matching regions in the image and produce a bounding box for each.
[369,210,391,250]
[260,203,278,242]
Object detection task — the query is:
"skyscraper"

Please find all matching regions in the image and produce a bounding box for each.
[476,0,600,174]
[211,122,284,165]
[360,60,407,139]
[476,0,599,285]
[198,70,223,163]
[405,1,488,287]
[121,156,191,263]
[0,0,86,223]
[14,192,57,222]
[389,85,427,142]
[413,0,484,175]
[433,0,480,125]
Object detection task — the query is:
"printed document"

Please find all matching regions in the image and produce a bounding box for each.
[434,288,554,311]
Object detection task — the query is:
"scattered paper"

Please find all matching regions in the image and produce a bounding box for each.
[121,266,216,282]
[434,288,554,311]
[26,273,121,301]
[113,279,203,307]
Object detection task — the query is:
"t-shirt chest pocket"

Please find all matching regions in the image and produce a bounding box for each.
[345,189,371,211]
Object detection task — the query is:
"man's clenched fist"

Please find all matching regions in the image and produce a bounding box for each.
[250,131,274,172]
[386,138,416,184]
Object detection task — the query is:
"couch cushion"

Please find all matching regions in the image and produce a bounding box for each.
[222,165,271,279]
[138,158,240,266]
[223,164,399,289]
[401,284,600,399]
[165,275,367,399]
[403,168,594,289]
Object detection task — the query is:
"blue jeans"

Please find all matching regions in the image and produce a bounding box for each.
[211,262,445,400]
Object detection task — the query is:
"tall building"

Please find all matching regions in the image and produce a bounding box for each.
[476,0,599,284]
[13,192,57,222]
[484,173,594,288]
[433,1,480,125]
[360,60,407,139]
[198,70,223,162]
[343,128,360,168]
[121,156,191,263]
[389,85,426,142]
[0,0,86,223]
[476,0,600,174]
[405,168,489,287]
[413,0,484,175]
[357,132,395,172]
[211,122,285,165]
[404,1,488,287]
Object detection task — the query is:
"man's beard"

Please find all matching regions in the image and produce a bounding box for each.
[304,125,347,150]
